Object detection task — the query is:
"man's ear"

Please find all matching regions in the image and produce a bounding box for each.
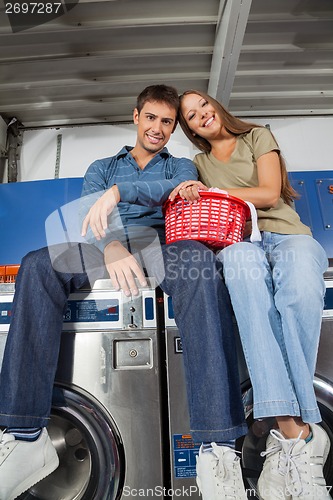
[133,107,139,125]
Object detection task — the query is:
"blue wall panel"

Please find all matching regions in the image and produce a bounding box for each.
[289,171,333,259]
[0,178,83,264]
[0,172,332,265]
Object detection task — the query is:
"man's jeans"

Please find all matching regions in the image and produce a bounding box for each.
[219,233,328,423]
[0,240,247,443]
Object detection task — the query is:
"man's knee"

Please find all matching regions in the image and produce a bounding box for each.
[21,247,50,270]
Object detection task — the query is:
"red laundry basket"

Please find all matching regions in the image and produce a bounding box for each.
[164,191,250,249]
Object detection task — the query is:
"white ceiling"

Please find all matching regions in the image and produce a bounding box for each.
[0,0,332,127]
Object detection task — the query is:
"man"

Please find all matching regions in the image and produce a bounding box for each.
[0,85,247,500]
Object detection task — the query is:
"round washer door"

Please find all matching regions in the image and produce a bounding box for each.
[17,384,124,500]
[240,377,333,499]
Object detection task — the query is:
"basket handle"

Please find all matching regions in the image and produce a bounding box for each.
[207,188,261,243]
[245,201,261,242]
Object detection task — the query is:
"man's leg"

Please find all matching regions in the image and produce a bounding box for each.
[0,242,105,500]
[155,241,248,500]
[157,241,247,443]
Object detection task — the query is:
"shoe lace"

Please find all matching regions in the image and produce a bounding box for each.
[260,429,286,475]
[274,431,307,497]
[285,449,307,496]
[214,449,245,498]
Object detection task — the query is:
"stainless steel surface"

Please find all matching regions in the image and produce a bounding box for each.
[164,324,249,499]
[0,283,165,499]
[53,326,164,499]
[165,328,201,499]
[24,388,122,500]
[0,0,332,128]
[317,318,333,384]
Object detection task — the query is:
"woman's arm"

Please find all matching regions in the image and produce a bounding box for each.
[226,151,282,208]
[169,151,282,208]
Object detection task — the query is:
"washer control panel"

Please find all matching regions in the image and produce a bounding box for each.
[0,279,157,332]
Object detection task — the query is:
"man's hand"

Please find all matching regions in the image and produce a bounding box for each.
[104,241,147,296]
[81,185,120,240]
[169,180,208,202]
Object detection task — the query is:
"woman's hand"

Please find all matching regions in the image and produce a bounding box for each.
[169,180,208,202]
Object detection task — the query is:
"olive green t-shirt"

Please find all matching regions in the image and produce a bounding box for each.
[194,127,311,236]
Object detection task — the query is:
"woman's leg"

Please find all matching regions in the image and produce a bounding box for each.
[220,234,329,499]
[268,233,327,423]
[219,239,300,420]
[219,234,327,423]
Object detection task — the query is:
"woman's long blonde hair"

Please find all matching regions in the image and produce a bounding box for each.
[179,90,298,206]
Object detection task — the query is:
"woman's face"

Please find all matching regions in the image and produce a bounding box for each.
[180,93,222,139]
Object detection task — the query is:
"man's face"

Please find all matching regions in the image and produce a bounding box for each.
[133,100,177,154]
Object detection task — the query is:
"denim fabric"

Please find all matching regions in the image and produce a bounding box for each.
[0,243,106,428]
[0,240,247,443]
[155,241,248,442]
[218,232,328,423]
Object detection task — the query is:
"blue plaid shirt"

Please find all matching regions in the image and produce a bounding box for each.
[81,146,197,250]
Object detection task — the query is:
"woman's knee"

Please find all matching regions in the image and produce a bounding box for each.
[273,235,328,277]
[219,242,263,269]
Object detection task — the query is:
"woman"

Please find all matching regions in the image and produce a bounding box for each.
[170,90,330,499]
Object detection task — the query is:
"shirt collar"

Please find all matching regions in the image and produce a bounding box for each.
[116,146,171,160]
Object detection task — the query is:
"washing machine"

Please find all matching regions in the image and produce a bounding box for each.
[0,279,166,500]
[163,294,249,500]
[164,261,333,499]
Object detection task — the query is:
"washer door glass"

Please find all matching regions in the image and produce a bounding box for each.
[17,385,124,500]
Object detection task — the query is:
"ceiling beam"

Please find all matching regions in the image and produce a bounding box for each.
[208,0,252,106]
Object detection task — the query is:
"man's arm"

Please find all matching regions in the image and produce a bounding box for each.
[80,155,198,293]
[116,157,197,206]
[81,185,120,241]
[81,157,198,240]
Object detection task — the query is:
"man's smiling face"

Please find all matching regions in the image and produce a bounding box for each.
[133,100,177,154]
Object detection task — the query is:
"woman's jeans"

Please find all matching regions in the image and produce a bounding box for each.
[219,232,328,423]
[0,240,247,443]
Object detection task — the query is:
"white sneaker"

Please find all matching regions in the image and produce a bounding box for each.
[258,424,330,500]
[0,427,59,500]
[258,431,291,500]
[283,423,330,499]
[196,442,247,499]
